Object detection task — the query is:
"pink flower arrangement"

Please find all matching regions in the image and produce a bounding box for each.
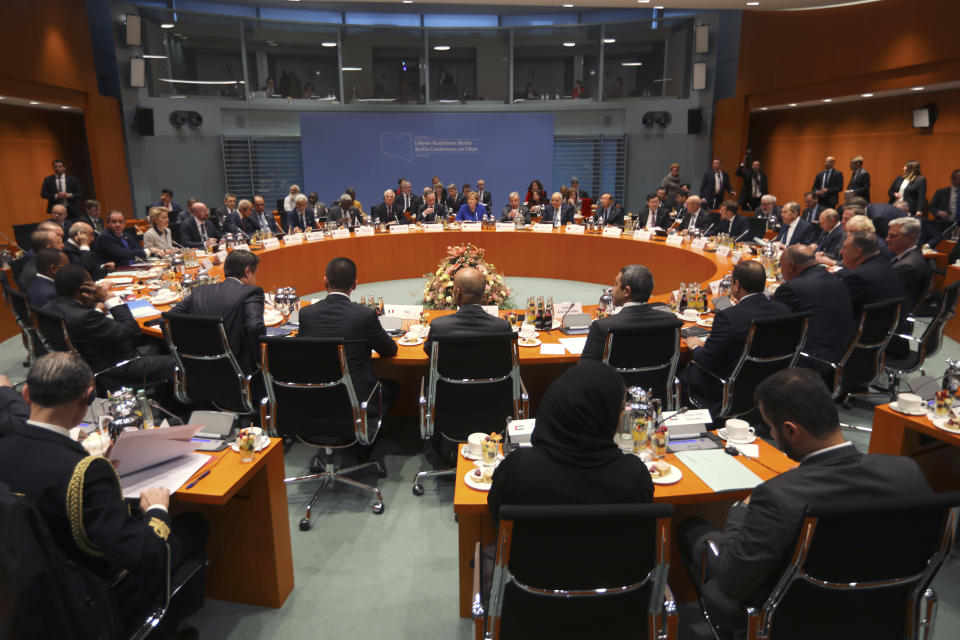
[422,243,514,310]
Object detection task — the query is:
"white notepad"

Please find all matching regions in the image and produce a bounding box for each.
[675,449,764,493]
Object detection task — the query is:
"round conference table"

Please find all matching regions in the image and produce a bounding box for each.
[132,227,739,412]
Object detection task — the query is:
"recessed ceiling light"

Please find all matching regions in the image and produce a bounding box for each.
[160,23,175,29]
[562,42,576,47]
[563,3,574,6]
[321,42,337,47]
[433,45,451,51]
[621,61,643,67]
[760,106,768,111]
[29,101,40,105]
[654,5,664,9]
[637,0,651,3]
[0,96,5,100]
[861,93,874,98]
[746,1,759,5]
[402,0,413,3]
[788,103,797,107]
[911,86,924,91]
[822,98,832,102]
[603,38,616,44]
[60,105,70,109]
[342,67,363,71]
[142,54,168,59]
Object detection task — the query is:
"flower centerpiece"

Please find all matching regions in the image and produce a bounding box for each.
[422,243,514,310]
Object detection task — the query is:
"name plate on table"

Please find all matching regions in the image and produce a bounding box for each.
[261,237,280,249]
[390,225,410,234]
[234,243,250,252]
[731,251,743,263]
[355,226,375,237]
[602,226,622,238]
[708,279,723,296]
[566,224,585,235]
[691,238,708,250]
[716,245,731,258]
[495,223,515,232]
[422,223,444,233]
[665,235,683,247]
[533,223,554,233]
[306,231,325,242]
[332,229,351,240]
[284,234,304,246]
[461,222,482,232]
[215,250,228,263]
[634,229,652,241]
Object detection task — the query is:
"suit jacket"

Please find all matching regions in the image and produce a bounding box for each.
[178,216,220,248]
[476,190,493,209]
[424,304,513,357]
[773,265,854,363]
[887,175,927,213]
[635,207,670,230]
[929,186,958,221]
[801,204,822,223]
[712,214,750,239]
[221,211,243,235]
[865,202,902,239]
[700,169,733,209]
[240,214,261,237]
[66,212,104,235]
[890,246,931,314]
[211,206,234,232]
[702,444,930,621]
[0,424,172,584]
[26,274,57,308]
[286,208,317,231]
[17,256,37,290]
[500,204,531,224]
[841,254,908,333]
[687,294,790,401]
[40,173,82,214]
[813,225,843,259]
[592,205,625,227]
[812,168,843,208]
[298,293,398,400]
[418,202,448,223]
[580,303,681,362]
[735,165,767,206]
[171,278,265,374]
[253,210,282,235]
[539,203,576,225]
[677,209,717,234]
[42,296,142,371]
[371,201,405,225]
[397,193,422,215]
[327,205,362,227]
[774,218,819,246]
[847,168,871,202]
[92,229,145,267]
[0,386,29,438]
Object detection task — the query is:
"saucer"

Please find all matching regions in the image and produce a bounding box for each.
[890,401,927,416]
[464,468,492,491]
[398,336,425,347]
[230,434,270,453]
[650,463,683,485]
[696,318,714,328]
[460,445,482,461]
[717,428,756,444]
[518,337,542,347]
[676,313,700,322]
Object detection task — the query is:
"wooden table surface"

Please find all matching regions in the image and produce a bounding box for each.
[869,403,960,493]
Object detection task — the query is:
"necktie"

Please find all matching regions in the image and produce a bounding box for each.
[119,234,129,250]
[199,222,208,242]
[822,169,830,190]
[716,172,722,193]
[300,213,306,229]
[58,175,64,193]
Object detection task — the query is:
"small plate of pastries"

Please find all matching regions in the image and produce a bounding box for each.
[464,467,493,491]
[648,460,683,485]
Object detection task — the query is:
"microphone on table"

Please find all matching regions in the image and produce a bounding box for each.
[937,221,957,240]
[171,239,187,250]
[734,229,751,243]
[701,222,715,237]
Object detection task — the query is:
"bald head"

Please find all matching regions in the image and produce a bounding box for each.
[454,267,486,305]
[781,245,817,281]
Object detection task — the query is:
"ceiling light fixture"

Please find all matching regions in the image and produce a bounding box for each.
[321,42,337,47]
[788,103,797,107]
[142,54,168,59]
[654,5,664,9]
[402,0,413,3]
[29,101,40,105]
[563,3,574,6]
[621,61,643,66]
[433,45,451,51]
[861,93,874,97]
[60,105,70,109]
[562,42,576,47]
[160,23,175,29]
[911,86,924,91]
[637,0,651,3]
[822,98,832,102]
[342,67,363,71]
[760,106,768,110]
[603,38,616,44]
[158,79,245,85]
[746,1,759,5]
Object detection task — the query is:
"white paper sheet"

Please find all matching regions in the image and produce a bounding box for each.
[120,452,210,498]
[732,443,760,457]
[539,343,566,356]
[675,449,763,493]
[558,337,588,355]
[108,425,202,476]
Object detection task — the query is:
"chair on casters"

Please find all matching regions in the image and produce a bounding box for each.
[696,492,960,640]
[162,312,256,416]
[413,334,528,496]
[473,503,678,640]
[121,543,207,640]
[687,312,810,419]
[260,336,386,529]
[2,280,43,364]
[602,319,684,410]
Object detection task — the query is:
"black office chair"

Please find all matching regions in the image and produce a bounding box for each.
[2,280,43,364]
[885,281,960,398]
[697,492,960,640]
[688,312,810,419]
[162,312,255,415]
[260,337,386,529]
[120,544,207,640]
[12,223,39,252]
[413,334,529,496]
[602,318,684,410]
[473,504,678,640]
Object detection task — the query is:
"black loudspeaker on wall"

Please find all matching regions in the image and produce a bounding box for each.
[687,109,703,135]
[135,107,155,136]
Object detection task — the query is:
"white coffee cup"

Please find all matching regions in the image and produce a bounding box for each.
[410,323,426,336]
[682,309,699,321]
[467,432,487,457]
[724,419,755,441]
[897,392,923,412]
[519,325,537,338]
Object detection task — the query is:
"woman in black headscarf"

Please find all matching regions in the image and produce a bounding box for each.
[488,361,654,522]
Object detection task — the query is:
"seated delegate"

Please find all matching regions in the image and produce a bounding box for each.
[456,192,488,222]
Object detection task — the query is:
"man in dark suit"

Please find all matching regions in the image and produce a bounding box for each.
[886,217,930,315]
[299,257,399,416]
[810,209,843,259]
[580,264,680,362]
[234,199,261,237]
[63,222,112,279]
[500,191,530,224]
[846,155,871,202]
[569,177,589,200]
[418,189,448,223]
[221,200,244,236]
[699,159,735,209]
[43,265,174,387]
[681,261,789,405]
[371,189,405,227]
[475,179,493,210]
[286,193,318,232]
[593,193,625,227]
[736,157,767,210]
[541,192,577,225]
[93,210,146,267]
[929,169,960,227]
[774,202,818,246]
[149,188,184,225]
[17,224,64,290]
[0,353,208,638]
[425,266,513,357]
[252,195,283,235]
[178,202,220,250]
[855,195,899,238]
[397,180,421,220]
[69,199,105,235]
[753,194,781,226]
[711,201,750,239]
[812,156,843,209]
[775,246,855,368]
[171,250,265,375]
[679,367,930,634]
[47,204,69,233]
[26,249,67,308]
[0,374,29,437]
[636,193,670,230]
[326,194,363,228]
[800,191,822,223]
[677,196,717,235]
[447,184,466,211]
[40,159,82,216]
[212,193,237,233]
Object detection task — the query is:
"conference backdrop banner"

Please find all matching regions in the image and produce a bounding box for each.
[299,112,555,208]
